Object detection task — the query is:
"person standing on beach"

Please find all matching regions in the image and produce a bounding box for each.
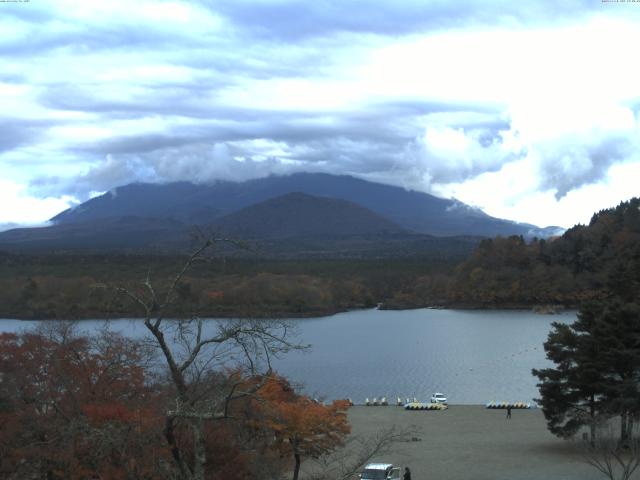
[404,467,412,480]
[506,405,512,419]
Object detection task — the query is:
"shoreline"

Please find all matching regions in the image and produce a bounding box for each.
[4,303,575,322]
[379,302,574,313]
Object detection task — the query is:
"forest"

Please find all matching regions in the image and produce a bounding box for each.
[452,198,640,305]
[1,198,638,319]
[0,254,455,319]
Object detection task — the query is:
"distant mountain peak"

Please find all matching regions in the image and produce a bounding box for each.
[212,192,405,239]
[49,172,552,238]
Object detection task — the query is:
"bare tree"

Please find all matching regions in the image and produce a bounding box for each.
[111,238,305,480]
[303,425,419,480]
[583,421,640,480]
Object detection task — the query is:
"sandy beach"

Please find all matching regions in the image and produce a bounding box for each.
[344,405,605,480]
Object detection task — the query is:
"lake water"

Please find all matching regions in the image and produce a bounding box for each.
[0,308,575,405]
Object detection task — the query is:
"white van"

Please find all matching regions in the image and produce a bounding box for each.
[359,463,401,480]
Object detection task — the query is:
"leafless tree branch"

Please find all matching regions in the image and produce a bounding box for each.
[583,422,640,480]
[107,236,306,480]
[303,425,419,480]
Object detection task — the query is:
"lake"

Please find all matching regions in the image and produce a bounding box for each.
[0,308,575,404]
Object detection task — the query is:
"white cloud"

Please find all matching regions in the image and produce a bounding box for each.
[375,123,522,193]
[0,180,75,225]
[2,1,640,228]
[437,159,640,228]
[52,0,222,32]
[359,17,640,106]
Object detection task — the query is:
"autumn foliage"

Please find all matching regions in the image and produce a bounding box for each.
[0,328,351,480]
[0,328,165,479]
[257,376,351,480]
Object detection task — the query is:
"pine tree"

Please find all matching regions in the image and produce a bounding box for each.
[586,300,640,445]
[534,299,640,445]
[533,318,603,443]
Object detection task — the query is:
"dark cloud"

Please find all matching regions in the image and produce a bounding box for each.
[57,98,499,157]
[1,3,55,23]
[0,72,26,84]
[25,88,640,205]
[71,134,202,156]
[2,4,335,83]
[6,0,640,216]
[28,99,511,199]
[538,136,636,199]
[0,123,35,153]
[0,4,200,57]
[0,24,167,58]
[0,118,52,153]
[1,1,605,67]
[30,145,290,199]
[203,0,597,41]
[38,84,264,121]
[31,155,150,198]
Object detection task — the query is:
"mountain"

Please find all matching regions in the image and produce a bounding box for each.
[51,173,559,238]
[212,192,405,238]
[0,173,561,254]
[0,217,186,252]
[0,191,479,257]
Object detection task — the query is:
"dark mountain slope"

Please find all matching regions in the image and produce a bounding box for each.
[0,193,479,257]
[0,217,187,252]
[213,192,405,238]
[52,182,221,225]
[50,173,559,238]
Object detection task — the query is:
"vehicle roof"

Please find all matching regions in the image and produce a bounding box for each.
[364,463,393,469]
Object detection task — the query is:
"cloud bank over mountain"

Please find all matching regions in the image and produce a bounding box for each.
[2,0,640,227]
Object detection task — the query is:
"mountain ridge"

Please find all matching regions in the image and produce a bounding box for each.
[0,191,481,257]
[51,173,561,238]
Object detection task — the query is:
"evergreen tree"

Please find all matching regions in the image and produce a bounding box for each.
[534,299,640,444]
[533,318,603,443]
[585,300,640,444]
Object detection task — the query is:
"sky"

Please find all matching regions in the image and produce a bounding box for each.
[2,0,640,230]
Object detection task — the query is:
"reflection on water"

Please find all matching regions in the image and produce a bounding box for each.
[0,308,575,404]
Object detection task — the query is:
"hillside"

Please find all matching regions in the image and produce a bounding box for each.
[0,217,186,252]
[0,191,479,258]
[0,173,558,254]
[383,198,640,309]
[50,173,559,238]
[213,192,405,238]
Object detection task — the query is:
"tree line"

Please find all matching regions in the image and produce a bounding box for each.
[447,198,640,307]
[0,254,452,319]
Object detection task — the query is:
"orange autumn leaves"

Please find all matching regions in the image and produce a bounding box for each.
[0,330,352,480]
[256,376,350,479]
[0,330,164,480]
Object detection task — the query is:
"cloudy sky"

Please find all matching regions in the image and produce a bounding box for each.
[2,0,640,229]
